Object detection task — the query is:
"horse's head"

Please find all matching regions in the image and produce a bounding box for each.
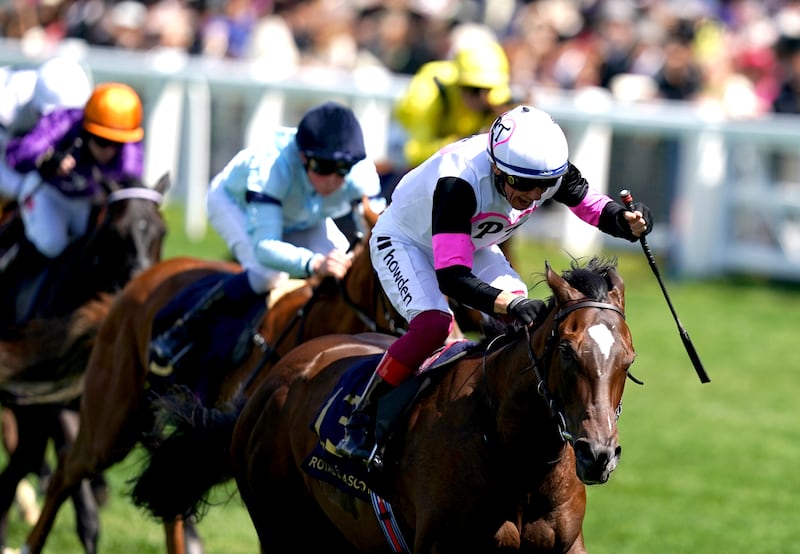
[90,172,169,291]
[538,257,635,485]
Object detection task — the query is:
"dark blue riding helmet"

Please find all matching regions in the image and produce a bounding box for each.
[295,101,366,164]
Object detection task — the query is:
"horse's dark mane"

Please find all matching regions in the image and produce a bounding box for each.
[470,256,620,353]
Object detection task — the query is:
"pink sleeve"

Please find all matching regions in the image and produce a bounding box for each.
[569,188,612,226]
[432,233,474,270]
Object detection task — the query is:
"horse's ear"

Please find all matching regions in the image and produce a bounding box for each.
[361,195,380,229]
[545,260,582,304]
[154,172,171,195]
[607,267,625,310]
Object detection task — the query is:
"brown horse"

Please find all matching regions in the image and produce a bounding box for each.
[0,173,169,554]
[22,220,417,554]
[138,256,639,553]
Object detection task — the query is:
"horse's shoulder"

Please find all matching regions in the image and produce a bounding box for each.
[352,332,397,350]
[278,333,390,370]
[268,279,309,309]
[156,256,239,274]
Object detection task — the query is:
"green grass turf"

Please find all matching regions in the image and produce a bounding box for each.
[2,206,797,552]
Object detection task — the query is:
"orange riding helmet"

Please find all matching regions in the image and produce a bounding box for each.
[83,82,144,143]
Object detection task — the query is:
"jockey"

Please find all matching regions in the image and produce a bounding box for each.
[0,57,93,201]
[388,37,521,288]
[336,105,654,462]
[4,82,144,259]
[149,101,385,370]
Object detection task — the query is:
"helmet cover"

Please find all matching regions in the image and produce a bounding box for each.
[83,82,144,143]
[295,101,366,163]
[487,105,568,179]
[33,57,92,114]
[455,41,509,90]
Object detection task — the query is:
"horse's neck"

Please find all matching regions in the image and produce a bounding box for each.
[478,335,566,461]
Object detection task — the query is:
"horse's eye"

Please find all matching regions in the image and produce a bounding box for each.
[558,340,576,362]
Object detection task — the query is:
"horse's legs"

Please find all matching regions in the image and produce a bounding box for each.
[165,519,184,554]
[164,516,206,554]
[54,408,100,554]
[1,406,42,525]
[70,479,99,554]
[55,409,109,506]
[25,392,137,553]
[184,516,205,554]
[1,407,19,452]
[23,417,100,554]
[0,406,50,549]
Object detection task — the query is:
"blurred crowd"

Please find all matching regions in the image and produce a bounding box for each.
[2,0,800,119]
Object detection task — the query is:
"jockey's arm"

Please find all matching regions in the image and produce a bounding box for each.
[431,176,504,315]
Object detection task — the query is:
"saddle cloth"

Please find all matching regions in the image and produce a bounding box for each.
[148,273,266,399]
[302,339,473,499]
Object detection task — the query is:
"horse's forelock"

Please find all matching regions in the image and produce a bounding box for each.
[562,256,619,301]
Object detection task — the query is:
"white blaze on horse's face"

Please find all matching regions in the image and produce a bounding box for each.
[587,324,615,371]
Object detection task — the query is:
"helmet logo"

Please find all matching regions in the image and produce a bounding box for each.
[490,116,515,163]
[491,117,514,149]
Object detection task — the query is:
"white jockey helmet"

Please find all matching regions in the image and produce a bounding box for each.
[32,57,93,115]
[487,105,568,188]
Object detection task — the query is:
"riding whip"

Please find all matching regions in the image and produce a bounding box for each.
[619,189,710,383]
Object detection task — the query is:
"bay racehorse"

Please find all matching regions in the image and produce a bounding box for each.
[0,172,169,554]
[22,211,434,554]
[136,256,640,553]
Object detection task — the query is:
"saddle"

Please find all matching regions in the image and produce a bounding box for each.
[147,273,267,402]
[304,340,473,496]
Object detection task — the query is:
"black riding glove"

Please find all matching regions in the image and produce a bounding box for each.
[37,149,67,180]
[630,201,653,236]
[599,201,654,242]
[506,297,545,326]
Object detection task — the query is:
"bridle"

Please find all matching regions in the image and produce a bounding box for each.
[105,186,165,272]
[83,184,164,280]
[482,298,630,446]
[337,232,405,336]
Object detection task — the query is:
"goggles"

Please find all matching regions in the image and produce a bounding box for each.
[307,157,354,177]
[504,173,560,192]
[461,85,491,96]
[90,134,122,149]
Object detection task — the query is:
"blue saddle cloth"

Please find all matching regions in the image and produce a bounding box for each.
[302,340,474,499]
[303,354,382,500]
[149,273,266,399]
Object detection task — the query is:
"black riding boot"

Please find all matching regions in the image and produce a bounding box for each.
[150,272,257,371]
[336,353,404,461]
[149,279,227,371]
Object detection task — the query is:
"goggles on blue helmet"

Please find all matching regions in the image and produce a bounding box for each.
[306,157,355,177]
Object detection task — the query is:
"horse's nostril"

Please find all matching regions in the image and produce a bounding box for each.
[573,439,593,461]
[574,439,621,466]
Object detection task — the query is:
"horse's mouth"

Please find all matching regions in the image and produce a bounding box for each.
[574,439,621,485]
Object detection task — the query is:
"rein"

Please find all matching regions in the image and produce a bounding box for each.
[336,272,405,337]
[240,284,324,392]
[336,233,405,337]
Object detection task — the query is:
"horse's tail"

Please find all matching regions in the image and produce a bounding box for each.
[129,384,245,521]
